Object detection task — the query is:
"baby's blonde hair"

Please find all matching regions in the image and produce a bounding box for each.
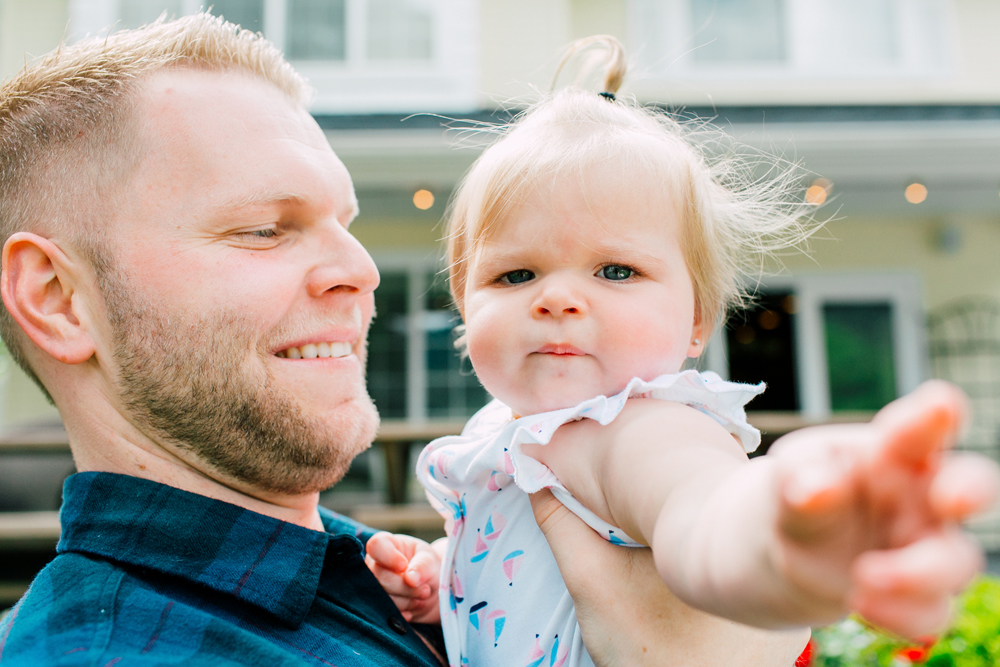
[446,36,813,336]
[0,12,309,396]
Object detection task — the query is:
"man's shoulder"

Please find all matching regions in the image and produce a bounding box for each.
[0,552,122,664]
[0,553,302,666]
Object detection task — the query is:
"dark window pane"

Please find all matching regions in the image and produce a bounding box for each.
[726,292,799,411]
[367,272,408,419]
[691,0,786,63]
[210,0,264,31]
[824,303,896,411]
[287,0,346,61]
[424,273,490,418]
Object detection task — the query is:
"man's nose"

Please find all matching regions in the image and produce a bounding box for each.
[531,278,587,318]
[306,224,380,298]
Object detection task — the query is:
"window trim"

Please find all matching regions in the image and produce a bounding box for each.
[705,271,926,417]
[369,251,445,424]
[628,0,954,81]
[68,0,479,114]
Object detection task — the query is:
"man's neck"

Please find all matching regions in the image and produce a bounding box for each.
[65,411,326,532]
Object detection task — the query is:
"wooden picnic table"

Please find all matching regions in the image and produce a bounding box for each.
[0,412,873,545]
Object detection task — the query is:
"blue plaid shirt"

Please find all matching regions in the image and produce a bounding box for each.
[0,472,442,666]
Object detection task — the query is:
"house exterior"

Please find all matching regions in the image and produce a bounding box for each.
[2,0,1000,461]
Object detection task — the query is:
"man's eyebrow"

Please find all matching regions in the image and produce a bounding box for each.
[210,192,359,222]
[212,192,309,212]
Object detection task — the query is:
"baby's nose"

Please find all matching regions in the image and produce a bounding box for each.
[532,281,587,317]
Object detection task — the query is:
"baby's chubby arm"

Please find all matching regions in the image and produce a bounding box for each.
[365,532,446,624]
[525,380,1000,638]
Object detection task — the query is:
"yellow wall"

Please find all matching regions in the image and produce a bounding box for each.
[0,0,67,81]
[0,0,68,428]
[479,0,572,102]
[352,218,444,251]
[779,214,1000,310]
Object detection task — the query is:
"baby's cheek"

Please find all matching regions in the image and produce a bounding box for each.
[465,331,510,396]
[608,328,688,377]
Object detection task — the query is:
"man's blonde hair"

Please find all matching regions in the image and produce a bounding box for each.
[0,12,309,396]
[446,36,814,338]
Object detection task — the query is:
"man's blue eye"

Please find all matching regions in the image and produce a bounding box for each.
[601,265,633,281]
[502,269,534,284]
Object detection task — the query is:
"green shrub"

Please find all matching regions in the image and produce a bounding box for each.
[810,576,1000,667]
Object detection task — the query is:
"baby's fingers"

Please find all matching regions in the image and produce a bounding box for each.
[929,452,1000,521]
[367,559,433,599]
[849,529,981,637]
[873,380,967,468]
[366,532,409,573]
[849,590,953,641]
[403,548,440,589]
[776,430,865,542]
[853,529,981,596]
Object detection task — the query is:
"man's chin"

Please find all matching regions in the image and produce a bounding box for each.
[283,394,380,495]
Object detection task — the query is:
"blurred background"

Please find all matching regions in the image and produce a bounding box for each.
[3,0,1000,604]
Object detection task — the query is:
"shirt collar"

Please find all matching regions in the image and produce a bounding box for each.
[57,472,347,627]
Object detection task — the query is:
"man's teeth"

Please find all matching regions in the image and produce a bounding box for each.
[276,341,352,359]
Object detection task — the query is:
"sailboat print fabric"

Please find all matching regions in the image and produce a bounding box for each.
[415,370,765,667]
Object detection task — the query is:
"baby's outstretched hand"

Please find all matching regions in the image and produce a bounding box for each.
[772,380,1000,639]
[365,532,443,624]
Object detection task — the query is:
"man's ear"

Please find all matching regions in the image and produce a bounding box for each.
[1,232,96,364]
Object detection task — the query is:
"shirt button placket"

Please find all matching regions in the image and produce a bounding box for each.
[387,616,408,635]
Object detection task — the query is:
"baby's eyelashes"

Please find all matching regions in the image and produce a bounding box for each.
[498,269,535,285]
[596,263,640,281]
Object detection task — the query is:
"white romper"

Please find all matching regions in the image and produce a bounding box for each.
[415,370,764,667]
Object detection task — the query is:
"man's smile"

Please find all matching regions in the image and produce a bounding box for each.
[276,340,355,359]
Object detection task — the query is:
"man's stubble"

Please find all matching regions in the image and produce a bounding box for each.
[98,263,378,496]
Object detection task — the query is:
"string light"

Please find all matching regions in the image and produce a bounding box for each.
[413,189,435,210]
[905,182,927,204]
[805,178,831,205]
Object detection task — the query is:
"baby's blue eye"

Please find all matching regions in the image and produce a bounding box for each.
[601,265,633,281]
[502,269,535,285]
[251,229,277,238]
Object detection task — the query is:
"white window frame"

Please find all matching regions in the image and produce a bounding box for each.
[705,271,927,417]
[370,251,450,424]
[629,0,954,81]
[68,0,479,114]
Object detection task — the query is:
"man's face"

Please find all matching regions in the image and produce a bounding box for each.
[99,68,380,496]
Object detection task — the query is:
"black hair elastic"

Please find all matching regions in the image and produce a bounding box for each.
[598,91,616,102]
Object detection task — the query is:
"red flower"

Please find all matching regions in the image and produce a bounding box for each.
[794,639,813,667]
[897,646,929,663]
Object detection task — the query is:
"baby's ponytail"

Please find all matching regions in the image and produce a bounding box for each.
[551,35,627,99]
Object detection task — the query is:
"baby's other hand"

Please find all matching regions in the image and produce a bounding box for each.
[365,531,444,624]
[772,380,1000,639]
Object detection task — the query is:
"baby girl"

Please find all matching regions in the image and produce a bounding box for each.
[364,37,997,667]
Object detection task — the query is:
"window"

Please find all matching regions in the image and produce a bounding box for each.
[631,0,952,79]
[284,0,346,61]
[704,272,925,416]
[725,291,800,411]
[366,256,491,423]
[823,303,897,411]
[69,0,478,113]
[691,0,786,64]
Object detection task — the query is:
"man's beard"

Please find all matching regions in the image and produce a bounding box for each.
[98,269,378,496]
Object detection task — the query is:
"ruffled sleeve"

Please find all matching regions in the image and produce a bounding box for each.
[503,370,764,545]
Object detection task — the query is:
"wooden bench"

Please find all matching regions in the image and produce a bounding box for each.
[0,413,872,544]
